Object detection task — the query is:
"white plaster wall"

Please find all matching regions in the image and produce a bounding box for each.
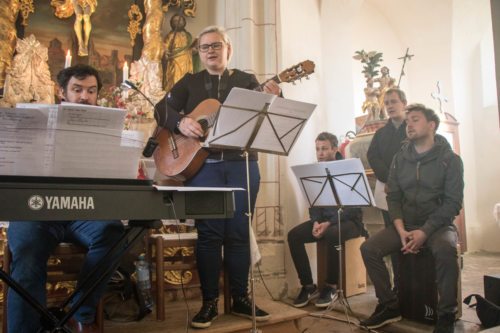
[277,0,500,295]
[451,0,500,252]
[278,0,324,294]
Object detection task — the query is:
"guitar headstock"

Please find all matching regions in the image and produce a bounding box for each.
[278,60,315,84]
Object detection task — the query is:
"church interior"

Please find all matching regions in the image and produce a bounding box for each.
[0,0,499,332]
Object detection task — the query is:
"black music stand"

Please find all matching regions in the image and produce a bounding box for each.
[292,158,374,330]
[205,87,316,333]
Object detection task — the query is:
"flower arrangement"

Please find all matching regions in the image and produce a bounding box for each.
[97,82,155,129]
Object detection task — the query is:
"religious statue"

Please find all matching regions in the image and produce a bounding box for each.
[162,14,193,92]
[0,35,54,106]
[51,0,97,56]
[374,66,395,118]
[361,77,381,121]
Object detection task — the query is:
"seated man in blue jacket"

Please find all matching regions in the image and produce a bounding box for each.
[288,132,365,308]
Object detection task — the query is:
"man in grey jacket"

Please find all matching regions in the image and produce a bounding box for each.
[360,104,464,333]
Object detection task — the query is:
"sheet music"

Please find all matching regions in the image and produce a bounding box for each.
[292,158,375,207]
[374,179,388,210]
[0,105,143,179]
[204,87,315,155]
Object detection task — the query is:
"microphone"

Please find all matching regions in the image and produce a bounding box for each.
[121,80,159,158]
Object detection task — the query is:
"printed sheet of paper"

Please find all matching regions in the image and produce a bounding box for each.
[204,88,315,155]
[291,158,375,207]
[373,179,388,210]
[0,104,143,179]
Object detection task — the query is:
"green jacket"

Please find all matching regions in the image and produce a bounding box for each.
[387,135,464,236]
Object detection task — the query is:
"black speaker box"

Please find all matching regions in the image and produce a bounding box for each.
[484,274,500,306]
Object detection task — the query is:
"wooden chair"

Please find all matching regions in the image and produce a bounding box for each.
[149,233,231,321]
[2,242,104,333]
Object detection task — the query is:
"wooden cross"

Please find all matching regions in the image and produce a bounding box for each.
[431,81,448,113]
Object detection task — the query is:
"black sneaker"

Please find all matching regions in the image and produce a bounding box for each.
[315,285,336,308]
[433,313,455,333]
[232,295,271,321]
[191,299,218,328]
[293,284,319,308]
[359,305,402,329]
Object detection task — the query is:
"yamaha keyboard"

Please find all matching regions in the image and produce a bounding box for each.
[0,175,236,331]
[0,176,235,221]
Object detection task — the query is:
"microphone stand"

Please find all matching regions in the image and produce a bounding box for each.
[121,80,159,157]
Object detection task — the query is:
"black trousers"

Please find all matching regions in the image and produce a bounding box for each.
[288,219,363,286]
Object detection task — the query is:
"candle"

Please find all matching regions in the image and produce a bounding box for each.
[123,61,129,82]
[64,50,72,68]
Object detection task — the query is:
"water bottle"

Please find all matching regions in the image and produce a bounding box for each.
[135,253,154,310]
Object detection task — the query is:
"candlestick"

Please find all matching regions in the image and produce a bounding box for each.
[123,61,129,82]
[64,50,72,68]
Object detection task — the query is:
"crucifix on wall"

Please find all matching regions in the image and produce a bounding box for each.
[431,80,448,113]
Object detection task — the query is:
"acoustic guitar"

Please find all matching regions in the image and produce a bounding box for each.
[154,60,315,181]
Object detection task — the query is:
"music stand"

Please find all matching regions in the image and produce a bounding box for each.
[205,87,316,333]
[291,158,374,331]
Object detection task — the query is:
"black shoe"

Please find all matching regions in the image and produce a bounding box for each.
[191,299,218,328]
[433,313,455,333]
[293,284,319,308]
[359,305,402,329]
[315,285,336,308]
[232,295,271,321]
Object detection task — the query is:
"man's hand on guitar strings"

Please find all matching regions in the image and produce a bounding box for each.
[179,117,204,138]
[263,80,281,96]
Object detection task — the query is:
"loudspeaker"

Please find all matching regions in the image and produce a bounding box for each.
[484,274,500,306]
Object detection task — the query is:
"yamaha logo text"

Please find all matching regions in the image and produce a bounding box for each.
[28,195,95,210]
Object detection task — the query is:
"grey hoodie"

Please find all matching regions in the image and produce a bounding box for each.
[386,135,464,236]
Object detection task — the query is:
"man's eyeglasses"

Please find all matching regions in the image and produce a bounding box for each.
[198,42,224,53]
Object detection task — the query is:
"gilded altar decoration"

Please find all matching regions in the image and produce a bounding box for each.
[50,0,97,56]
[127,4,143,47]
[0,0,21,89]
[164,246,194,285]
[141,0,163,62]
[1,34,54,107]
[19,0,34,26]
[162,0,197,18]
[163,14,193,92]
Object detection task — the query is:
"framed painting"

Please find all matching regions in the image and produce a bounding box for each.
[21,0,140,89]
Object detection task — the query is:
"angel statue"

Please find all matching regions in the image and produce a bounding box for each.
[51,0,97,56]
[0,35,54,106]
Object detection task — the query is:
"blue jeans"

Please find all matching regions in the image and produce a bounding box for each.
[7,220,124,332]
[186,160,260,300]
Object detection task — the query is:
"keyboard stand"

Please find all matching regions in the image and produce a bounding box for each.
[0,219,162,333]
